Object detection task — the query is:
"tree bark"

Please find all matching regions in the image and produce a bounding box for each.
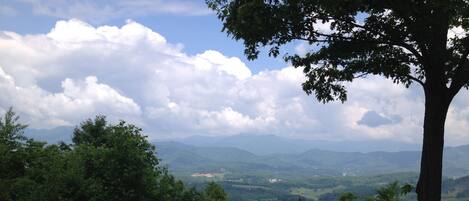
[416,85,452,201]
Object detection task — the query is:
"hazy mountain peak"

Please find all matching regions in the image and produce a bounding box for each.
[167,133,423,155]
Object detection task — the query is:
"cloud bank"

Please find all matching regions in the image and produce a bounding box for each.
[0,19,468,144]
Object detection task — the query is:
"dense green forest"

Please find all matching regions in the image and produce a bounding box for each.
[0,108,227,201]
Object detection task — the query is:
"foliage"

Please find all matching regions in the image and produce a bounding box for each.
[0,109,228,201]
[338,182,413,201]
[365,182,413,201]
[0,107,27,148]
[340,192,358,201]
[205,181,229,201]
[207,0,469,102]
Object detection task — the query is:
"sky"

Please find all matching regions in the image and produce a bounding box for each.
[0,0,468,145]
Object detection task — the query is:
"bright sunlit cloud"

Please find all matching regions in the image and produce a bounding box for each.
[1,19,469,145]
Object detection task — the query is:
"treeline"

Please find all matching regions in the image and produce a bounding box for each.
[0,108,228,201]
[337,182,414,201]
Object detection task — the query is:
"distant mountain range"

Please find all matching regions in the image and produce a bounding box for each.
[154,141,469,178]
[25,126,74,143]
[25,126,423,153]
[175,134,422,154]
[24,126,469,177]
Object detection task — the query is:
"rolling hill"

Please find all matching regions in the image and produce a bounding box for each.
[154,141,469,178]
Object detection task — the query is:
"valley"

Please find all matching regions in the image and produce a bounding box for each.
[153,140,469,201]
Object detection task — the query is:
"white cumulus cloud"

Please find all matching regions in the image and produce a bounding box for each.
[0,66,140,127]
[0,19,468,145]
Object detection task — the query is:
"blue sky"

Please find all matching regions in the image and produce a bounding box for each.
[0,0,468,145]
[0,0,288,73]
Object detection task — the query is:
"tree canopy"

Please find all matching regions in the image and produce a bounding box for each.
[207,0,469,102]
[0,109,228,201]
[339,182,413,201]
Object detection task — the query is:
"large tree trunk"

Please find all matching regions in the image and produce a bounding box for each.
[416,86,452,201]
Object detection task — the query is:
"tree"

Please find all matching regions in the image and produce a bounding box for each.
[70,117,229,201]
[0,107,28,201]
[71,117,162,201]
[0,107,27,148]
[206,1,469,200]
[204,182,229,201]
[340,192,358,201]
[72,115,110,147]
[339,182,413,201]
[366,182,413,201]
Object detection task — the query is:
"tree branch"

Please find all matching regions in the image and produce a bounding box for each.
[353,73,370,79]
[407,74,425,87]
[448,50,469,97]
[345,20,425,63]
[458,49,469,71]
[303,17,425,64]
